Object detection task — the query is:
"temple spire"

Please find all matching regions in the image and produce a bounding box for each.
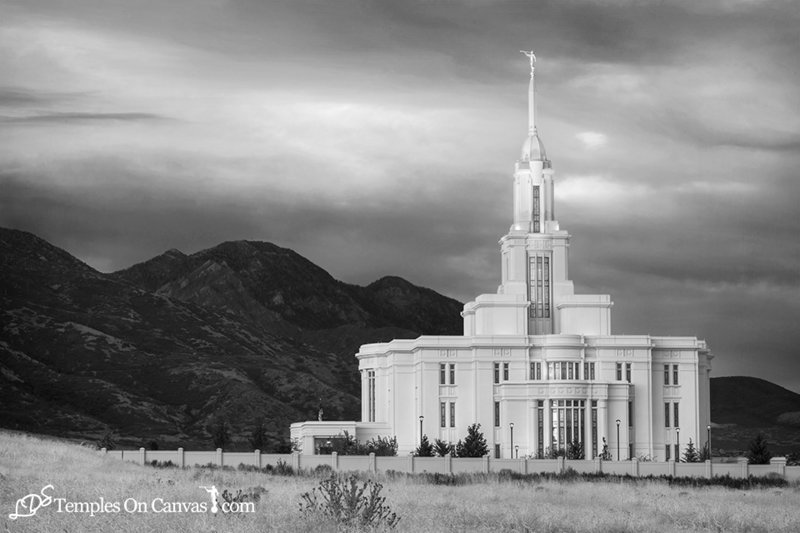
[520,50,537,134]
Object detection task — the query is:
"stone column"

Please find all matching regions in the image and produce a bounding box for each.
[369,452,376,473]
[770,457,787,477]
[139,447,146,465]
[331,452,339,471]
[737,457,748,478]
[178,447,185,468]
[254,450,261,469]
[216,448,223,467]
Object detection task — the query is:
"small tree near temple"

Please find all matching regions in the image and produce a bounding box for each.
[698,442,711,462]
[599,437,612,461]
[433,438,455,457]
[414,435,435,457]
[746,433,773,464]
[456,423,489,458]
[249,419,268,451]
[682,438,700,463]
[567,439,584,460]
[209,418,231,450]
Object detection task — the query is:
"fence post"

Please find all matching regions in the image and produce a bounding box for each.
[139,447,146,465]
[483,455,490,474]
[291,452,301,472]
[331,452,338,471]
[770,457,787,477]
[594,457,602,475]
[631,457,639,477]
[522,457,528,475]
[101,447,107,454]
[178,447,185,468]
[408,454,415,474]
[368,452,376,473]
[255,449,261,469]
[737,457,748,478]
[669,460,676,477]
[557,456,565,474]
[216,448,223,467]
[445,453,452,474]
[704,459,711,478]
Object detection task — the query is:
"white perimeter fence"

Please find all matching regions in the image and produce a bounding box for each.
[102,448,800,481]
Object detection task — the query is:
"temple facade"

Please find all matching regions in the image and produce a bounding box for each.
[291,54,713,460]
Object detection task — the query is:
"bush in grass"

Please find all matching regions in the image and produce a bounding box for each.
[433,439,455,457]
[299,474,400,528]
[149,459,177,468]
[747,433,773,464]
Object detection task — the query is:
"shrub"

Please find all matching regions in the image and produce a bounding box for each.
[149,460,177,468]
[98,432,116,451]
[747,433,773,464]
[273,459,294,476]
[433,439,455,457]
[248,420,268,451]
[456,424,488,458]
[220,487,265,512]
[414,435,435,457]
[208,418,231,450]
[683,439,700,463]
[786,451,800,466]
[599,438,612,460]
[299,474,400,528]
[567,439,584,460]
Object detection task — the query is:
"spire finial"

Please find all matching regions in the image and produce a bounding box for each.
[520,50,537,133]
[520,50,536,76]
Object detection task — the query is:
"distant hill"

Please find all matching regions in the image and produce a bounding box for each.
[0,228,463,449]
[710,376,800,454]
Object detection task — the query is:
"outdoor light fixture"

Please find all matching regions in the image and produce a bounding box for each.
[676,427,680,460]
[707,424,711,460]
[510,422,514,458]
[515,445,519,459]
[615,419,621,461]
[419,415,424,447]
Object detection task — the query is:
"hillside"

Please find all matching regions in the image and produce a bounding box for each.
[0,228,463,449]
[710,376,800,453]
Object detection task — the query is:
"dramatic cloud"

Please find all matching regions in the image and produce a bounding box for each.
[2,0,799,391]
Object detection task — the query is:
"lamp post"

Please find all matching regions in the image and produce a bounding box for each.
[419,415,424,447]
[707,424,711,460]
[515,445,519,459]
[676,427,680,462]
[615,419,621,461]
[510,422,514,459]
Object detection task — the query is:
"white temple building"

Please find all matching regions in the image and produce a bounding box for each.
[291,53,713,460]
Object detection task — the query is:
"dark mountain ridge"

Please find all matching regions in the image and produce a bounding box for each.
[1,227,463,449]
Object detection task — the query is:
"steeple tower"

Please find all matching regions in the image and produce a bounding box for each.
[519,50,547,163]
[499,52,572,335]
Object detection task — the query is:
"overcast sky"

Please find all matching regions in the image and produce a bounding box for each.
[2,0,799,392]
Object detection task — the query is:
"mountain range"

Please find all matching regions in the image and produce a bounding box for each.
[1,226,798,453]
[0,227,461,449]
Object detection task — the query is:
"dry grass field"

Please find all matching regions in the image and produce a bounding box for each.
[1,431,799,533]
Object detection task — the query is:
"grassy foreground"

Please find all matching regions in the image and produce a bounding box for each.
[1,431,799,533]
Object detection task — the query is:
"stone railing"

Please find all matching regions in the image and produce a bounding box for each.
[101,448,799,481]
